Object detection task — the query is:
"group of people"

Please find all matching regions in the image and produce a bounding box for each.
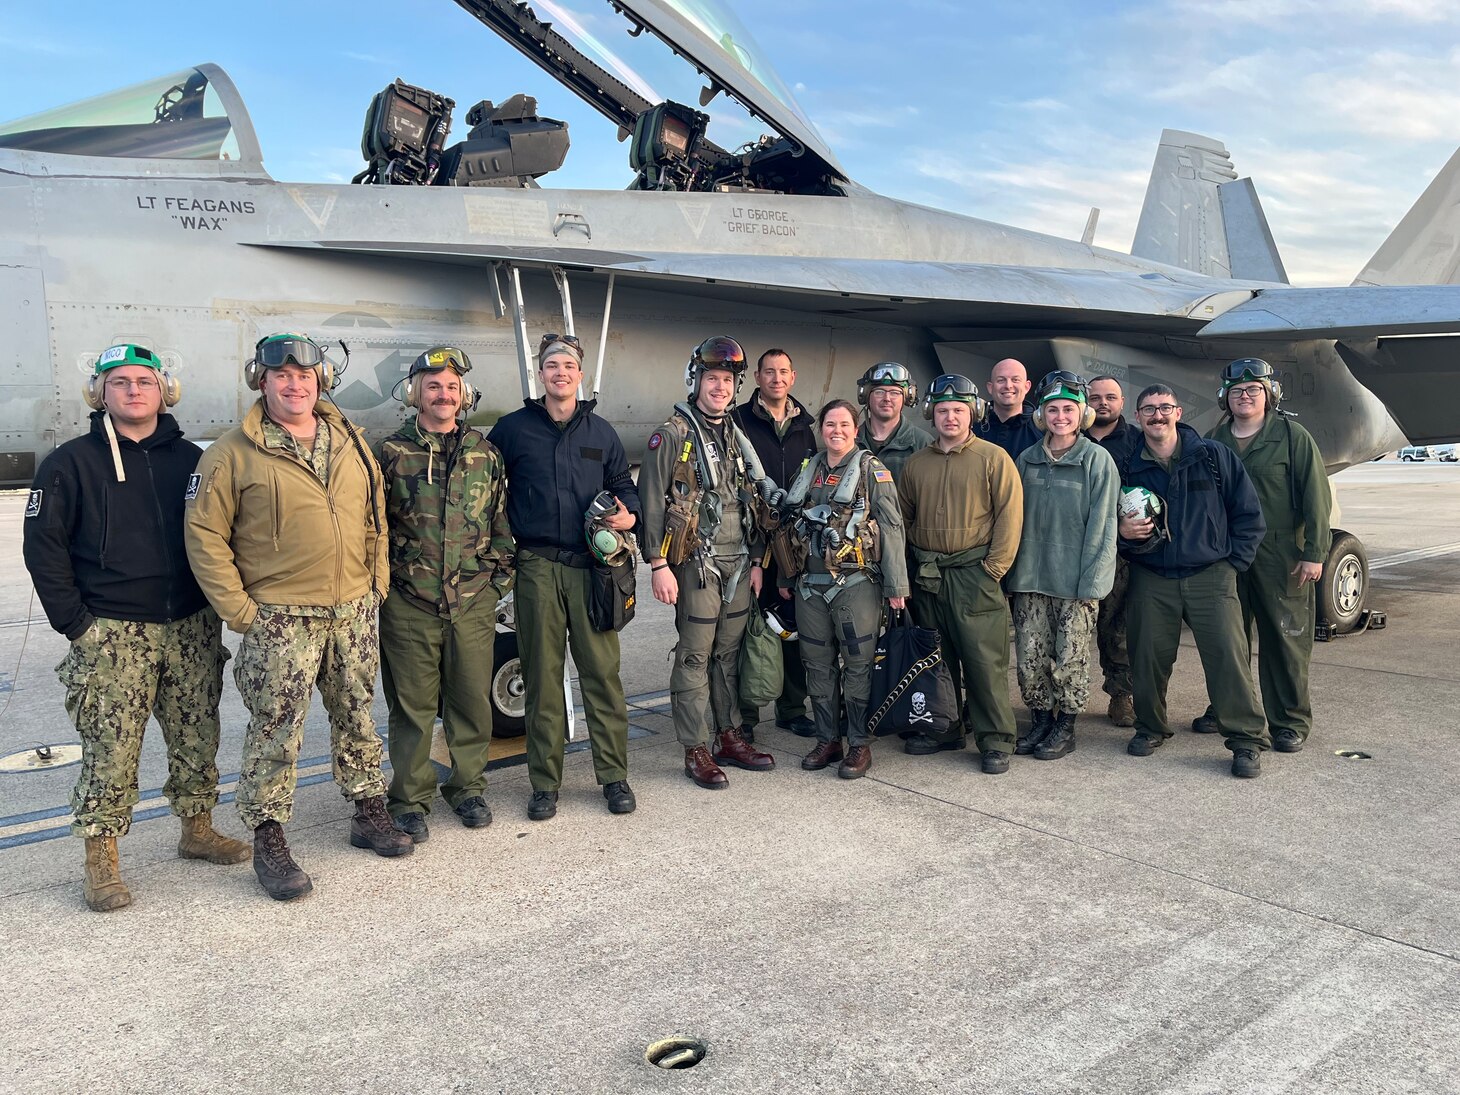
[24,330,1329,910]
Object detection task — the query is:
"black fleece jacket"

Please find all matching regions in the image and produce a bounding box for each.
[24,411,209,639]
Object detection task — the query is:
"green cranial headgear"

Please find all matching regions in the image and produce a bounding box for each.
[95,343,162,375]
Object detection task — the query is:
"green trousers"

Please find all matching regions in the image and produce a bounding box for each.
[381,591,498,816]
[59,609,227,838]
[911,563,1016,753]
[1238,540,1315,741]
[670,559,752,748]
[1127,561,1270,751]
[515,551,630,792]
[797,579,882,747]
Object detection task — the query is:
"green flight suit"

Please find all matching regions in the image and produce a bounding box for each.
[377,420,515,816]
[1207,413,1332,742]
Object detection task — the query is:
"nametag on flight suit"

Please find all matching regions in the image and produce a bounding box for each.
[825,474,841,487]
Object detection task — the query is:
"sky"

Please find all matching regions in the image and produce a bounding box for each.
[3,0,1459,286]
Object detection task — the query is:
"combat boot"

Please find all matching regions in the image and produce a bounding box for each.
[178,810,251,864]
[252,820,312,902]
[350,795,415,857]
[1035,712,1077,760]
[712,727,776,771]
[684,745,729,790]
[1107,693,1135,727]
[801,740,844,771]
[82,835,131,912]
[838,745,872,780]
[1015,709,1054,755]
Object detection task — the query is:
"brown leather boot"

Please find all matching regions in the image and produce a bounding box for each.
[252,820,313,901]
[178,810,251,864]
[801,740,844,771]
[712,727,776,771]
[684,745,729,790]
[1107,693,1135,727]
[838,745,872,780]
[350,795,415,857]
[82,835,131,912]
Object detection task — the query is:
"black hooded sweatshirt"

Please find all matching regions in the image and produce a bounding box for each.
[23,411,208,639]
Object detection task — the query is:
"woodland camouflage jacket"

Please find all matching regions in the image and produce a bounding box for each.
[377,419,515,618]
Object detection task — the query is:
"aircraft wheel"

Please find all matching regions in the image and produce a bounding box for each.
[491,631,527,737]
[1318,529,1367,634]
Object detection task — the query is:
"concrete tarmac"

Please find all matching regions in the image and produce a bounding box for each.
[1,461,1457,1093]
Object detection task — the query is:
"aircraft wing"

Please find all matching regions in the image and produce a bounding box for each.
[251,239,1254,331]
[1196,285,1460,340]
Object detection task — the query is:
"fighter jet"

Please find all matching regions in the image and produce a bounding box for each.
[2,0,1457,656]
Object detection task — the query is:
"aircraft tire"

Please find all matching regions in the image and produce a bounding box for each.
[1318,529,1367,634]
[491,631,527,737]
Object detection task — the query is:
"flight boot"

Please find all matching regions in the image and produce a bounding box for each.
[82,835,131,912]
[1015,709,1054,755]
[801,740,844,771]
[712,727,776,771]
[177,810,251,864]
[252,820,312,902]
[350,795,415,857]
[684,745,729,790]
[1034,712,1077,760]
[838,745,872,780]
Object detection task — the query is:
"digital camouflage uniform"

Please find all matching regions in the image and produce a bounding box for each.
[1010,597,1098,713]
[787,449,909,747]
[376,419,514,817]
[187,404,391,829]
[640,405,772,747]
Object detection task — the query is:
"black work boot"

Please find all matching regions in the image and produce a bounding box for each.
[350,796,415,857]
[1035,712,1077,760]
[603,780,637,814]
[252,820,313,902]
[1231,747,1262,778]
[1015,709,1053,755]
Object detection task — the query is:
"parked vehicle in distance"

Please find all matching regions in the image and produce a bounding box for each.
[1436,445,1457,462]
[1399,446,1431,461]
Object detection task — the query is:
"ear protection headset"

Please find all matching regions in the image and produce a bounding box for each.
[244,333,335,392]
[857,362,917,406]
[1032,370,1096,432]
[402,346,479,413]
[1217,357,1282,413]
[921,374,988,423]
[84,343,180,410]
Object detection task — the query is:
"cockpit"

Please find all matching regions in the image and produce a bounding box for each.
[0,65,261,164]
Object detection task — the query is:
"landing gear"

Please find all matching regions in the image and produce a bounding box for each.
[1316,528,1384,640]
[491,592,526,736]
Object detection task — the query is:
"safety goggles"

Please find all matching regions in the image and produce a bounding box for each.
[1221,358,1274,385]
[865,362,912,388]
[412,346,472,375]
[255,335,323,368]
[926,374,979,401]
[95,343,161,374]
[693,335,745,368]
[1035,370,1088,405]
[539,332,582,350]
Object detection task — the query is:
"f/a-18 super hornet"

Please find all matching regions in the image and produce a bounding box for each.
[3,0,1459,652]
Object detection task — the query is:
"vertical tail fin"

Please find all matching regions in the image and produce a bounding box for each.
[1353,146,1460,286]
[1131,129,1288,283]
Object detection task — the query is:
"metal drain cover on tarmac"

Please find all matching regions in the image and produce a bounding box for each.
[0,744,83,773]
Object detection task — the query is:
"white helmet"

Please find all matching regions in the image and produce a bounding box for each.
[1118,486,1164,523]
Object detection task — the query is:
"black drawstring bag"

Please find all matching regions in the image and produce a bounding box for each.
[867,609,956,737]
[589,560,638,632]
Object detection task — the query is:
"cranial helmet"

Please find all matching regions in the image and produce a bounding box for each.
[84,343,181,409]
[1217,357,1282,413]
[244,333,335,392]
[402,346,479,414]
[920,373,988,423]
[857,362,917,406]
[1032,370,1095,432]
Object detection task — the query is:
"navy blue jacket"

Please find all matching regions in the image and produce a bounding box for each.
[487,397,640,556]
[1118,422,1266,579]
[1087,416,1142,469]
[23,411,209,639]
[976,406,1040,462]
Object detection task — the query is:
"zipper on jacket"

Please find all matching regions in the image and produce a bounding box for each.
[328,493,342,602]
[271,471,282,551]
[99,481,110,572]
[143,449,178,620]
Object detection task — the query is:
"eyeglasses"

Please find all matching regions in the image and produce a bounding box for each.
[1221,357,1274,383]
[927,374,979,400]
[539,333,582,349]
[1136,403,1179,418]
[1227,384,1264,401]
[256,336,323,368]
[693,335,745,367]
[104,376,159,391]
[413,346,472,375]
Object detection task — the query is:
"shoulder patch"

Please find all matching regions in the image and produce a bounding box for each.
[648,432,663,451]
[872,467,893,483]
[24,489,42,518]
[185,473,201,501]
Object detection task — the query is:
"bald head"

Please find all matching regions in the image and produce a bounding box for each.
[989,358,1031,417]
